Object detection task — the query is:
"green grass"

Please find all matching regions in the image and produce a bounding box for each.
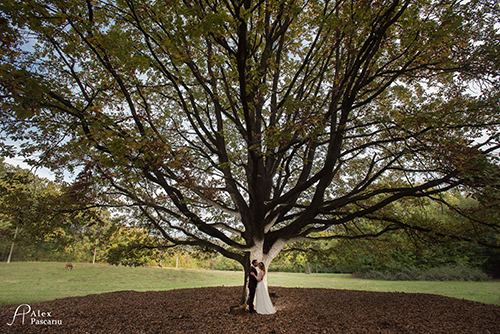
[267,272,500,306]
[1,262,499,306]
[0,262,244,305]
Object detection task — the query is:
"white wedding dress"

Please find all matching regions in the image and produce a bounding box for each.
[254,271,276,314]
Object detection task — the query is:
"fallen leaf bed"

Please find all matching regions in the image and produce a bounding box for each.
[2,286,499,333]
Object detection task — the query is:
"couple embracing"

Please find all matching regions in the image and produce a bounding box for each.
[248,259,276,315]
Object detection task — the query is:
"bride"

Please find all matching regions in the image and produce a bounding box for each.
[252,262,276,314]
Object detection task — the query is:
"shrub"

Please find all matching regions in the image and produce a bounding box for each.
[356,263,489,281]
[419,263,489,281]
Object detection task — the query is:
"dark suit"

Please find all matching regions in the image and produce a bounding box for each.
[248,265,258,313]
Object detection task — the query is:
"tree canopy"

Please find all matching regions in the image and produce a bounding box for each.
[1,0,499,300]
[0,160,67,244]
[0,159,114,261]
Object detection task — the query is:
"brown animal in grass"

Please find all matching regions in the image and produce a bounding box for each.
[65,263,73,271]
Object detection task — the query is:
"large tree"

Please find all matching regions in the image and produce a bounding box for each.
[1,0,499,302]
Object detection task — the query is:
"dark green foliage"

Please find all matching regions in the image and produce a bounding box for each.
[211,256,241,271]
[358,263,489,281]
[0,238,75,262]
[476,247,500,278]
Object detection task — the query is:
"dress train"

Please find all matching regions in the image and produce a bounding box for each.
[254,272,276,314]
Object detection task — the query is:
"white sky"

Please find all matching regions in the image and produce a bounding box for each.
[3,156,57,181]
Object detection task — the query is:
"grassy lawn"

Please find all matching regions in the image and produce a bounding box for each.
[267,271,500,306]
[0,262,244,305]
[1,262,499,306]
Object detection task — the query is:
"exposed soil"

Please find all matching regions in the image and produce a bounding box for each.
[1,286,500,333]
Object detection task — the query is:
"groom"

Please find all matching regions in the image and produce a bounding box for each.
[248,259,259,314]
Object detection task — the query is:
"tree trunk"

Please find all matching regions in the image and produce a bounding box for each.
[93,239,98,264]
[240,257,250,305]
[6,226,18,264]
[305,262,311,274]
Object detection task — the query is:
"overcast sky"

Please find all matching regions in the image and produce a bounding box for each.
[3,156,57,181]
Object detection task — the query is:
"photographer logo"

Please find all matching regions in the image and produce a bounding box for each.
[7,304,62,326]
